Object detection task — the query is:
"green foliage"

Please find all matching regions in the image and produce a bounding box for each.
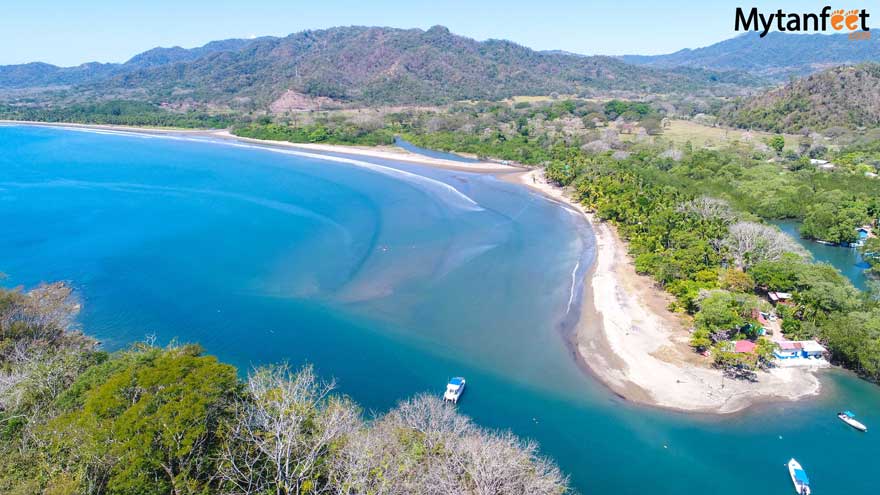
[46,345,239,495]
[604,100,654,120]
[719,268,755,292]
[766,135,785,154]
[233,121,395,146]
[800,193,869,244]
[720,64,880,133]
[0,101,233,128]
[689,328,712,351]
[860,237,880,277]
[695,291,748,336]
[0,281,569,494]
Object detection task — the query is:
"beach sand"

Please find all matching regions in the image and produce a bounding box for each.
[3,121,824,414]
[508,168,823,414]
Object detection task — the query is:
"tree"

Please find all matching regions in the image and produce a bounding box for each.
[755,338,777,369]
[690,328,713,351]
[218,364,360,495]
[724,222,805,269]
[767,135,785,154]
[695,290,746,338]
[719,268,755,293]
[47,346,239,495]
[861,237,880,276]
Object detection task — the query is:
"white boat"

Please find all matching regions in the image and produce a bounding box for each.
[837,411,868,432]
[787,458,811,495]
[443,377,466,404]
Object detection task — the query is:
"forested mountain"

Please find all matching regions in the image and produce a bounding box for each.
[622,32,880,81]
[0,38,252,88]
[0,26,755,110]
[719,63,880,132]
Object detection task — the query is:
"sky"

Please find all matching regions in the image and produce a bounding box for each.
[0,1,868,66]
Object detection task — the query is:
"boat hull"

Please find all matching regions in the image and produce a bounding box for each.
[838,415,868,432]
[788,459,811,495]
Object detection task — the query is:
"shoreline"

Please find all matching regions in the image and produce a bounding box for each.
[0,121,518,173]
[3,120,824,414]
[505,168,824,414]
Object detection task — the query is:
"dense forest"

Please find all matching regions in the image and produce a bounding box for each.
[0,282,568,494]
[0,100,234,128]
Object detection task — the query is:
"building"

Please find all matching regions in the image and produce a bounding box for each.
[767,291,792,304]
[851,226,872,248]
[799,340,827,358]
[774,341,802,359]
[733,340,757,354]
[773,340,827,360]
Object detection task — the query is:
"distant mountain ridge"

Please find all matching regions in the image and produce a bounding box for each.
[622,32,880,80]
[0,26,756,110]
[0,38,253,89]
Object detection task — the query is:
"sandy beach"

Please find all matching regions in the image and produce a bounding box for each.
[508,168,823,414]
[3,120,824,414]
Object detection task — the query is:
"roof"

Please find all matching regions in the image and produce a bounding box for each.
[779,341,803,351]
[799,340,826,353]
[768,291,792,301]
[734,340,757,353]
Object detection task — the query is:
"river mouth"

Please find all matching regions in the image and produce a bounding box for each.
[2,124,879,495]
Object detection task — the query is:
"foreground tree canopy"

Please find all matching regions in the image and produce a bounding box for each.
[0,284,569,495]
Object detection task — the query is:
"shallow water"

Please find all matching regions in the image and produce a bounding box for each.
[394,136,481,163]
[2,125,878,495]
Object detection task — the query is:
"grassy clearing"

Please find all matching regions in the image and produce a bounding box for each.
[662,120,801,151]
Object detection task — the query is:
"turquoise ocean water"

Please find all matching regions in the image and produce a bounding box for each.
[1,125,878,494]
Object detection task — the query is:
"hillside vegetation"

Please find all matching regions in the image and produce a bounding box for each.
[719,64,880,133]
[0,26,756,111]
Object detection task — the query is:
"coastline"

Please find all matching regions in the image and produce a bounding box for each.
[2,121,824,414]
[0,121,517,173]
[506,168,824,414]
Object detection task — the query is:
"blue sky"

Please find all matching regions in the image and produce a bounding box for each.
[1,1,861,66]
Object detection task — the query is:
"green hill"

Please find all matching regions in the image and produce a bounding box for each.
[1,26,756,110]
[719,63,880,133]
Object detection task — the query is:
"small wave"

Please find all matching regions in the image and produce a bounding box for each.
[566,260,580,315]
[221,141,484,213]
[0,178,351,243]
[34,126,484,214]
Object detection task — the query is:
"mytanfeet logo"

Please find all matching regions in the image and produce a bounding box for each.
[735,6,871,39]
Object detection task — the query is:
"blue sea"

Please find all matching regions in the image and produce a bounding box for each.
[1,125,878,495]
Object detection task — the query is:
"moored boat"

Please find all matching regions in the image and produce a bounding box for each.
[837,411,868,432]
[443,377,466,404]
[787,458,811,495]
